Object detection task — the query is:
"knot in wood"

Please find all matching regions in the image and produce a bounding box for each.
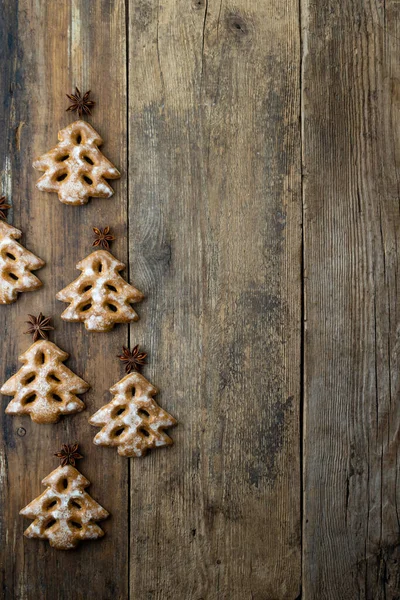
[227,14,249,37]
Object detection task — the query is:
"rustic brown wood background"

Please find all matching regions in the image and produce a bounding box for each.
[0,0,398,598]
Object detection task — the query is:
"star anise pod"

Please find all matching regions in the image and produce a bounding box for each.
[66,87,95,117]
[55,443,83,467]
[0,196,11,220]
[93,226,115,250]
[118,345,147,374]
[25,313,54,342]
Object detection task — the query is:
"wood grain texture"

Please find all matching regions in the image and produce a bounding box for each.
[4,0,398,597]
[302,0,400,598]
[127,1,302,598]
[0,1,129,598]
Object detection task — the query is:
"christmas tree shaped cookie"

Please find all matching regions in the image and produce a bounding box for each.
[56,228,144,332]
[89,347,177,457]
[0,198,44,304]
[20,444,109,550]
[1,314,89,423]
[33,120,120,205]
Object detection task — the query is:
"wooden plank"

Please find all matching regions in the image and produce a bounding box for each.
[0,2,128,598]
[128,1,302,598]
[302,1,400,597]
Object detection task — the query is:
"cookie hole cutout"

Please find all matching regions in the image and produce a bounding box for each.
[76,134,82,145]
[45,519,57,530]
[45,499,58,510]
[82,175,93,185]
[48,373,61,383]
[38,352,46,365]
[131,387,136,397]
[80,303,92,312]
[57,477,69,492]
[106,284,117,292]
[69,520,82,530]
[23,393,37,405]
[69,499,82,510]
[107,303,117,312]
[23,373,36,384]
[57,154,69,162]
[113,427,126,438]
[57,173,68,182]
[52,393,63,403]
[81,284,93,293]
[83,155,94,165]
[112,405,127,418]
[94,261,103,273]
[138,427,150,438]
[138,408,150,418]
[8,272,18,281]
[6,252,16,260]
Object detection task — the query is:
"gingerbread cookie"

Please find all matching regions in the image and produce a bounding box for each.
[0,220,44,304]
[2,315,89,423]
[20,444,109,550]
[56,248,144,332]
[33,120,120,205]
[89,366,177,458]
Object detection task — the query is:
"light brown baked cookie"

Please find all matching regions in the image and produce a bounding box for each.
[32,120,120,205]
[56,249,144,332]
[0,220,44,304]
[89,370,177,457]
[2,339,89,423]
[20,444,109,550]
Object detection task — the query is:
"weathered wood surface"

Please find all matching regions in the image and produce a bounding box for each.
[127,0,301,598]
[1,0,399,599]
[0,1,129,599]
[302,0,400,599]
[1,0,302,597]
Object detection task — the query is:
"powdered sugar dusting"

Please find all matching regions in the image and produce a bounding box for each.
[56,249,144,332]
[33,120,120,206]
[0,221,44,304]
[89,371,177,457]
[1,340,89,424]
[20,465,108,550]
